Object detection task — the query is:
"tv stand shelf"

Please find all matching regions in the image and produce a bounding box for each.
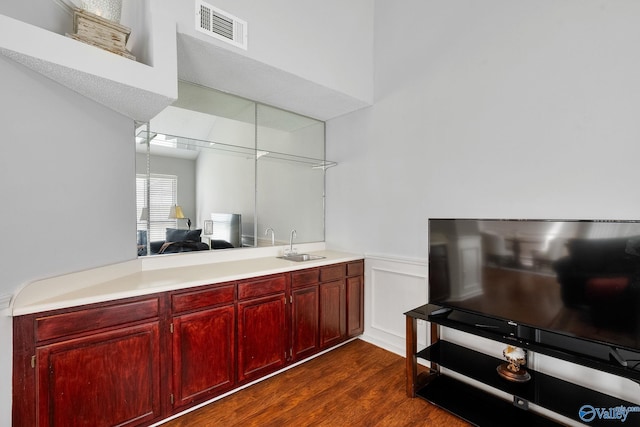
[420,305,640,384]
[405,304,640,427]
[417,376,558,427]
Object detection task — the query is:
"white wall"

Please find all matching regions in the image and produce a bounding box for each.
[328,0,640,258]
[0,56,135,423]
[326,0,640,418]
[0,0,72,35]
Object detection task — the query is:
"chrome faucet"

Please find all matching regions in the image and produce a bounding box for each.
[289,229,297,254]
[265,227,275,246]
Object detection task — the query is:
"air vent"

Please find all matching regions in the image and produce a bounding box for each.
[195,1,247,50]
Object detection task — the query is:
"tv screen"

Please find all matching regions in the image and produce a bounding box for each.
[428,218,640,355]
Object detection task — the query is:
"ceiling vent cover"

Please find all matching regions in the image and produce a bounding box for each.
[195,1,248,50]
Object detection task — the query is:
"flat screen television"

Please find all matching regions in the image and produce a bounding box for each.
[428,218,640,364]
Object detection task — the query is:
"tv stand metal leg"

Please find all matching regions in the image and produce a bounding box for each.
[406,315,418,397]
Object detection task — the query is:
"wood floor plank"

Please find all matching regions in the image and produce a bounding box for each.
[161,339,471,426]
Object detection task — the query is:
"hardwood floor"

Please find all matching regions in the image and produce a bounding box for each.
[161,339,471,426]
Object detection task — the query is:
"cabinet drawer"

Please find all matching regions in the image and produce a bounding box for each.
[172,283,235,314]
[35,297,160,342]
[347,260,364,277]
[320,264,346,282]
[291,268,319,288]
[238,274,287,300]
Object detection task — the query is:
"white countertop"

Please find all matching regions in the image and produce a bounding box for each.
[11,247,363,316]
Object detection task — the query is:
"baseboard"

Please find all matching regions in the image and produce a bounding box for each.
[359,334,404,358]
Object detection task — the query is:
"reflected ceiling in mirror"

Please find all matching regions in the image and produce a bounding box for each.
[136,81,333,257]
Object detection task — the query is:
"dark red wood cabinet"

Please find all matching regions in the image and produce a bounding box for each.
[237,274,288,383]
[170,283,236,409]
[13,260,364,427]
[37,323,162,427]
[319,279,346,348]
[319,263,347,348]
[346,261,365,337]
[290,268,320,361]
[14,295,166,427]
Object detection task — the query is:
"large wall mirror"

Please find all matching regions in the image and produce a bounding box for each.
[135,81,331,256]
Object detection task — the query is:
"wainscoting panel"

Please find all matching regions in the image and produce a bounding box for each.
[361,254,429,356]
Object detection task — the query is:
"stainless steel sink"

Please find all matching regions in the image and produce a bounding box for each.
[278,254,326,262]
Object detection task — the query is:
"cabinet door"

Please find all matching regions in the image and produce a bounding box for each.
[172,305,235,409]
[319,279,346,348]
[36,322,161,427]
[237,294,287,383]
[347,275,364,337]
[291,285,319,361]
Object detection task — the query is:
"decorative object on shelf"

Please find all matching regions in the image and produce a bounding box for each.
[497,346,531,383]
[169,204,191,230]
[139,207,149,221]
[66,6,135,60]
[80,0,123,23]
[203,220,213,236]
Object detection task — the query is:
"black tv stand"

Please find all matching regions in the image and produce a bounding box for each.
[405,304,640,426]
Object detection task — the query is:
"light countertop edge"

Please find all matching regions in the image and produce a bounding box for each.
[11,250,363,316]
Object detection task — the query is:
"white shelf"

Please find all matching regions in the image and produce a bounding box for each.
[0,7,178,122]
